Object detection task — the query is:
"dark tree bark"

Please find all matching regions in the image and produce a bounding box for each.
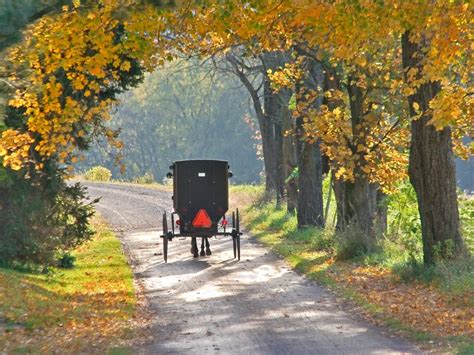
[283,131,298,215]
[263,76,285,204]
[377,190,388,234]
[402,31,468,264]
[281,91,298,214]
[262,54,286,204]
[259,94,279,194]
[297,139,325,227]
[260,116,278,193]
[333,176,379,234]
[295,59,325,228]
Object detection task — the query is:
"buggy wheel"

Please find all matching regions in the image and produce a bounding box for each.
[237,234,241,261]
[233,235,237,258]
[236,208,241,260]
[162,212,168,263]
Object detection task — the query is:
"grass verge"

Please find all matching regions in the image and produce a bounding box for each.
[240,191,473,353]
[0,217,145,353]
[73,176,173,193]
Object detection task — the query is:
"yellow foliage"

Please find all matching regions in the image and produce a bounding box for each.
[1,2,167,171]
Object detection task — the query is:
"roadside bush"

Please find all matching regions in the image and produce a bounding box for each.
[0,164,96,267]
[84,166,112,182]
[133,171,154,184]
[310,229,335,251]
[335,226,378,260]
[392,258,437,283]
[386,180,423,260]
[57,253,76,269]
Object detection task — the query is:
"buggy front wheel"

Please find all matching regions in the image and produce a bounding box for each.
[236,208,241,260]
[233,235,237,259]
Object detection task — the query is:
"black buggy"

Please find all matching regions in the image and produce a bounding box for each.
[160,160,242,263]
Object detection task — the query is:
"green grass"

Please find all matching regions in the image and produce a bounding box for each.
[0,217,137,352]
[460,198,474,254]
[243,186,474,289]
[458,342,474,355]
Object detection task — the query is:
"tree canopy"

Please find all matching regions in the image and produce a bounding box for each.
[0,0,472,264]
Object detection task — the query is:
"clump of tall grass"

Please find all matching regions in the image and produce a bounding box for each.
[83,166,112,182]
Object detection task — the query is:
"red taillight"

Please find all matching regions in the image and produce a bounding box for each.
[222,219,228,226]
[176,219,181,226]
[192,209,212,228]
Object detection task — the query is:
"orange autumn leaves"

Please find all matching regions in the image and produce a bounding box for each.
[326,263,474,338]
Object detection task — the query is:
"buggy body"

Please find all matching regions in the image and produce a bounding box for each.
[172,160,229,236]
[160,159,241,262]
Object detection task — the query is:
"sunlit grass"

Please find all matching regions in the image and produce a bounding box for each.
[229,184,265,210]
[0,217,137,352]
[73,176,173,192]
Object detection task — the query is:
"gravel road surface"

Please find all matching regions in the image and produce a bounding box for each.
[85,181,418,354]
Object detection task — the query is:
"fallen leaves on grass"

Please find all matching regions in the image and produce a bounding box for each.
[326,263,474,338]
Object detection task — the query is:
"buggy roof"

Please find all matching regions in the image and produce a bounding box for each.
[173,159,228,164]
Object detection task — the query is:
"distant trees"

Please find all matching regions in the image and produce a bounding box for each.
[79,60,263,184]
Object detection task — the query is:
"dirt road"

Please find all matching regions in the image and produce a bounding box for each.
[85,182,418,354]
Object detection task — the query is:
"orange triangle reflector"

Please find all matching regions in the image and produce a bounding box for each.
[192,209,212,228]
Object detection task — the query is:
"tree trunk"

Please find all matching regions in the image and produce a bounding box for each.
[258,105,278,193]
[377,190,388,235]
[274,119,285,206]
[261,51,295,206]
[297,140,325,227]
[402,31,468,264]
[263,76,285,204]
[295,58,325,228]
[333,176,379,237]
[281,89,298,214]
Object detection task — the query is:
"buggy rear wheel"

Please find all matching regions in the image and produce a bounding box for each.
[232,210,237,258]
[162,212,168,263]
[236,208,241,261]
